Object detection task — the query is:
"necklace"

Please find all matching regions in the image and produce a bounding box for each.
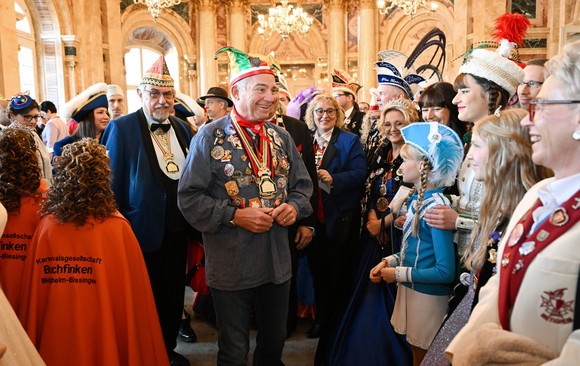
[150,128,179,173]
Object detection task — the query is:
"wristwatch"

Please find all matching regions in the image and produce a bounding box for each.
[228,208,237,228]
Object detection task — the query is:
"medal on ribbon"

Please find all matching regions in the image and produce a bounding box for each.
[231,112,277,199]
[150,126,179,173]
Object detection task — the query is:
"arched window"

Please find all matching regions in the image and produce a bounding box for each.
[15,0,37,98]
[124,47,179,113]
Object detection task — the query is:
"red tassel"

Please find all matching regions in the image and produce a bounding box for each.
[492,12,531,47]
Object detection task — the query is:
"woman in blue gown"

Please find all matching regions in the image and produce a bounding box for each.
[321,99,418,365]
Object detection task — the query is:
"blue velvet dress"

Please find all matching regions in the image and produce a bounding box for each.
[320,149,412,366]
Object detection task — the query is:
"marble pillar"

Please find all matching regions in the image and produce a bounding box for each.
[0,1,20,97]
[198,0,218,95]
[228,0,246,51]
[61,36,80,99]
[358,0,378,103]
[327,0,347,73]
[77,0,105,90]
[451,0,470,76]
[102,0,126,107]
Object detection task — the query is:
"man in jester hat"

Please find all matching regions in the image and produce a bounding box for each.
[101,55,195,366]
[178,47,313,365]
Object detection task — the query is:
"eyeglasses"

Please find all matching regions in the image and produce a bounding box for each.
[519,80,543,89]
[528,100,580,122]
[314,108,337,117]
[144,88,174,100]
[22,114,42,123]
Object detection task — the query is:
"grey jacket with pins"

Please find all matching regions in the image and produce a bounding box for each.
[178,114,313,291]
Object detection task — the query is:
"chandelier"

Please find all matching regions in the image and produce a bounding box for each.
[134,0,181,22]
[258,1,314,41]
[377,0,438,17]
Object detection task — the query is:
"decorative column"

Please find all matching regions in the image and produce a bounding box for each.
[184,55,198,98]
[102,0,126,92]
[77,0,105,88]
[327,0,347,73]
[198,0,218,94]
[228,0,247,51]
[0,0,20,97]
[451,0,469,76]
[61,36,79,99]
[358,0,378,103]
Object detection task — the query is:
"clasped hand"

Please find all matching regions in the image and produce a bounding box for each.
[234,203,297,233]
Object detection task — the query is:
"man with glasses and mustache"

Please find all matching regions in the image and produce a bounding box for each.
[102,56,194,366]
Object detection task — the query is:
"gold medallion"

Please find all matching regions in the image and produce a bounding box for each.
[258,168,277,199]
[376,197,389,212]
[165,161,179,173]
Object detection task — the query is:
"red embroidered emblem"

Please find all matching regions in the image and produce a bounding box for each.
[540,288,574,324]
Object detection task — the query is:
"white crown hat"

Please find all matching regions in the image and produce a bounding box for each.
[458,48,524,97]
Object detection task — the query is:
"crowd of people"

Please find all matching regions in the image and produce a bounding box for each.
[0,18,579,366]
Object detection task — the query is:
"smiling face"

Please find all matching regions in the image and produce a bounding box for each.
[93,107,110,135]
[313,100,338,134]
[383,110,409,146]
[232,73,279,123]
[453,74,490,123]
[421,106,451,125]
[517,65,545,109]
[139,85,175,122]
[520,75,580,178]
[467,131,489,181]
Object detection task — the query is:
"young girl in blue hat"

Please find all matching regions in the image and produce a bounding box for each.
[370,122,464,365]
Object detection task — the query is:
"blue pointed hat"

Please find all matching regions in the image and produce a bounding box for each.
[401,122,464,188]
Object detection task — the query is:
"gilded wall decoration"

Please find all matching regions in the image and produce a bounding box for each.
[216,1,227,49]
[347,0,358,53]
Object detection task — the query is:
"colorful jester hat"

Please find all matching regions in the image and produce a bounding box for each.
[401,122,464,188]
[331,69,362,96]
[141,55,174,87]
[215,47,277,85]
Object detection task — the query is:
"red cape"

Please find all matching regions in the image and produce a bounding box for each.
[0,180,47,313]
[19,213,169,366]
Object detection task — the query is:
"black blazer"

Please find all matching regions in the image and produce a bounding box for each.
[276,114,319,228]
[343,109,365,136]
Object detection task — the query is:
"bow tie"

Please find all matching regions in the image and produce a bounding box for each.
[150,123,170,133]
